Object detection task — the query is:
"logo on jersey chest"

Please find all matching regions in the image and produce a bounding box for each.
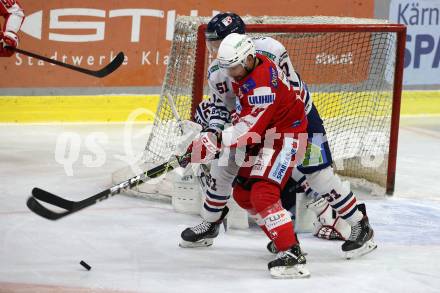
[240,78,256,95]
[248,93,276,105]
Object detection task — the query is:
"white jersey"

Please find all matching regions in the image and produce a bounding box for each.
[205,36,313,132]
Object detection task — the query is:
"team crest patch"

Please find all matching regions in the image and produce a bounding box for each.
[248,93,276,105]
[240,78,256,94]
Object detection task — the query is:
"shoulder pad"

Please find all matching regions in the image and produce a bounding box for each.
[207,61,221,79]
[256,49,277,61]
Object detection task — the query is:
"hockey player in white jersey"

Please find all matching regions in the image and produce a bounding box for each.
[180,12,376,259]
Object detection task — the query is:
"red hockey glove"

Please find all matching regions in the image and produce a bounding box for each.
[0,31,19,57]
[187,130,221,164]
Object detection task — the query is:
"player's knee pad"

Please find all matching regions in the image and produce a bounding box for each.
[250,180,281,213]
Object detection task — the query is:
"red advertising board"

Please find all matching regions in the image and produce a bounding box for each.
[1,0,374,88]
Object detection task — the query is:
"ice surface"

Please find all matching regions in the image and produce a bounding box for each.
[0,118,439,293]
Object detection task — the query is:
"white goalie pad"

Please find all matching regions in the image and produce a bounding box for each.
[294,193,316,233]
[171,166,203,215]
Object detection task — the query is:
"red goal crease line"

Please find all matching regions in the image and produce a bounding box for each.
[0,282,136,293]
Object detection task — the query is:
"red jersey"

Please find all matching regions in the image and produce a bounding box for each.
[222,53,307,148]
[0,0,24,33]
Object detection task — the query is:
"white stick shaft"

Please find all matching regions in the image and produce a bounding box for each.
[166,93,184,134]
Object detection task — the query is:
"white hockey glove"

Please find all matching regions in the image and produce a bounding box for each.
[174,120,203,157]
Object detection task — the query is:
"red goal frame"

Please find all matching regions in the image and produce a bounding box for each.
[191,23,407,195]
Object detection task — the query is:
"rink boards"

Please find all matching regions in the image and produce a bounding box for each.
[0,91,440,123]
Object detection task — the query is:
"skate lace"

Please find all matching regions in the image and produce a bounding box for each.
[275,251,288,260]
[277,250,298,260]
[348,222,362,241]
[192,221,212,235]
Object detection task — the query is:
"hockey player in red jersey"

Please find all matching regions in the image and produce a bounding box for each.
[214,33,309,278]
[0,0,24,57]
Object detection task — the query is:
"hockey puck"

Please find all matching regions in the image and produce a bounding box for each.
[80,260,91,271]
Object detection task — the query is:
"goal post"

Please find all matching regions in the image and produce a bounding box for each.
[114,16,406,203]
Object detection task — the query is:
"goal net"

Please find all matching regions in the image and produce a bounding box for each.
[113,16,405,204]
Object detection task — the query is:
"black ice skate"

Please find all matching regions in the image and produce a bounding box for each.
[179,206,229,248]
[342,204,377,259]
[268,244,310,279]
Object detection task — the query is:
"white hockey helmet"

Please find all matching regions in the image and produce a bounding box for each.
[217,33,256,69]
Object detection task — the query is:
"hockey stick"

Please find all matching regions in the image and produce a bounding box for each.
[26,153,190,220]
[10,47,125,78]
[166,93,185,135]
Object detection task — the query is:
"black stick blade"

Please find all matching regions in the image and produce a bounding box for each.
[93,52,125,78]
[32,187,76,210]
[26,155,186,221]
[11,47,124,78]
[26,196,72,220]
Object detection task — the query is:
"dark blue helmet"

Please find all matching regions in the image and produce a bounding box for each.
[205,12,246,41]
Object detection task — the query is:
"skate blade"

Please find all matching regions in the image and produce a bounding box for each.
[345,239,377,259]
[179,238,214,248]
[270,264,311,279]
